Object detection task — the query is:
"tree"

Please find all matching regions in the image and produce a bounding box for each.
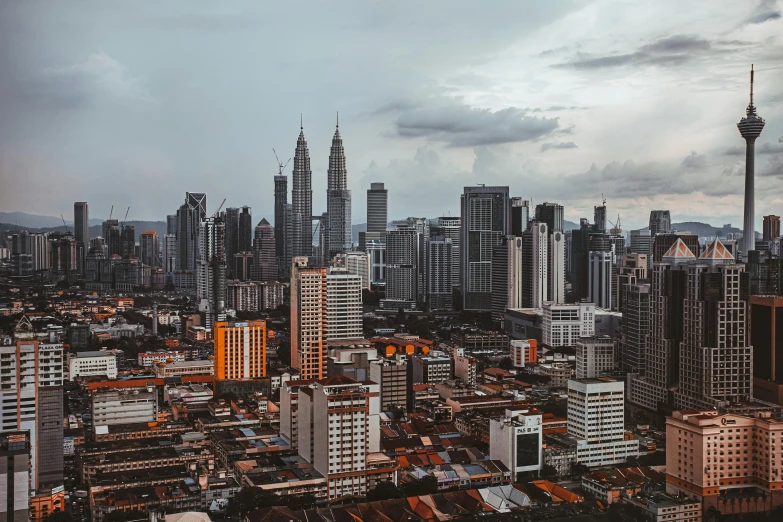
[44,511,76,522]
[571,463,590,477]
[625,455,640,468]
[401,475,438,497]
[226,487,276,518]
[498,357,513,370]
[539,464,559,479]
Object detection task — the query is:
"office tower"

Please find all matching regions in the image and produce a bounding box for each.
[632,239,753,412]
[120,225,135,257]
[751,296,783,405]
[291,257,328,379]
[103,219,121,257]
[651,233,700,264]
[588,250,614,309]
[9,231,49,278]
[568,220,591,301]
[176,192,207,271]
[326,119,352,259]
[366,240,385,285]
[433,216,461,288]
[461,186,510,310]
[381,227,420,311]
[427,237,453,312]
[162,234,177,272]
[0,431,30,522]
[567,378,639,467]
[542,302,595,347]
[224,207,240,276]
[739,66,765,258]
[197,215,226,330]
[593,202,607,233]
[295,377,383,499]
[522,223,548,308]
[763,215,780,242]
[74,202,88,275]
[274,166,290,279]
[335,251,371,290]
[214,320,267,380]
[238,207,252,253]
[366,182,388,236]
[491,236,523,320]
[620,282,650,374]
[617,253,647,311]
[649,210,672,235]
[535,202,564,234]
[549,230,566,303]
[489,409,543,480]
[233,252,253,281]
[370,359,408,410]
[0,335,63,490]
[510,198,530,236]
[167,214,177,235]
[629,229,651,257]
[251,219,275,282]
[49,233,77,282]
[140,231,158,267]
[292,123,313,258]
[326,267,363,341]
[575,337,615,379]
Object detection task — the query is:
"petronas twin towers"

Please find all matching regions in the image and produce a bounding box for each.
[279,116,351,270]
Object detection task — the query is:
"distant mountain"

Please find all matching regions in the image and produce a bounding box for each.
[0,220,167,242]
[564,220,579,231]
[0,211,108,228]
[639,221,745,238]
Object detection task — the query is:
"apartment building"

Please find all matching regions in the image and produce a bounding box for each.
[575,336,615,379]
[69,351,118,379]
[213,320,267,380]
[542,302,595,348]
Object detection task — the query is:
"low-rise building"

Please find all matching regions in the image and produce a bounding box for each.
[623,494,703,522]
[490,409,543,481]
[69,351,118,379]
[510,339,538,367]
[581,467,665,505]
[138,351,186,367]
[92,386,158,428]
[153,360,214,378]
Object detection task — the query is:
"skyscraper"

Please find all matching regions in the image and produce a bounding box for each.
[510,198,530,236]
[74,202,88,275]
[224,207,240,276]
[593,202,607,233]
[739,66,765,258]
[238,206,252,253]
[535,202,564,233]
[291,257,328,379]
[763,215,780,242]
[549,230,566,304]
[292,122,313,258]
[274,165,290,279]
[491,236,523,320]
[461,186,509,310]
[140,231,158,267]
[588,250,614,309]
[380,227,420,311]
[366,182,388,235]
[214,320,267,380]
[166,214,177,235]
[750,296,783,405]
[251,219,276,282]
[433,217,460,288]
[427,237,453,312]
[326,267,363,341]
[326,118,351,259]
[103,219,121,257]
[522,223,548,308]
[177,192,206,271]
[197,215,226,330]
[648,210,671,235]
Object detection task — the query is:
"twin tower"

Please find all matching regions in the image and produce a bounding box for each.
[274,117,351,277]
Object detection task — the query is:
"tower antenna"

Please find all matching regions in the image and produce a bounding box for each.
[300,113,303,130]
[336,111,339,128]
[750,64,754,107]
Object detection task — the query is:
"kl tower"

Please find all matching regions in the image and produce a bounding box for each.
[738,65,765,260]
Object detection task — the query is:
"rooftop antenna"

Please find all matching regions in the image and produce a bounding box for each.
[477,183,486,187]
[300,113,303,130]
[272,149,291,176]
[602,193,606,207]
[336,111,339,128]
[750,64,755,107]
[109,205,113,221]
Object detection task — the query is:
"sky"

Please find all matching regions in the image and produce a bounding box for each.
[1,1,783,231]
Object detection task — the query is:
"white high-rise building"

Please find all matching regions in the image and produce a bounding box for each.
[567,378,639,467]
[381,227,420,311]
[549,230,566,304]
[335,251,371,290]
[326,267,363,341]
[523,222,549,308]
[366,240,385,285]
[542,302,595,347]
[162,234,177,273]
[427,237,453,312]
[575,336,615,379]
[491,236,524,320]
[588,250,615,309]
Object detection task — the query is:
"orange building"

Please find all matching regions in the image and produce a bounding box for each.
[667,409,783,515]
[511,339,537,367]
[29,488,65,522]
[290,257,328,380]
[214,320,267,380]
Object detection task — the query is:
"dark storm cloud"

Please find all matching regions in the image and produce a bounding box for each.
[555,35,716,69]
[541,141,577,152]
[394,103,559,147]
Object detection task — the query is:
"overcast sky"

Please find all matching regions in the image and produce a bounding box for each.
[1,1,782,230]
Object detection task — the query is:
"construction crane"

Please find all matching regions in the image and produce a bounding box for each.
[273,148,291,175]
[609,214,622,235]
[109,205,114,220]
[60,215,70,234]
[121,206,130,228]
[211,198,227,219]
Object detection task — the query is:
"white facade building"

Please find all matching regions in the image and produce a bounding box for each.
[567,378,639,467]
[92,387,158,428]
[525,222,549,308]
[365,240,385,285]
[490,409,543,480]
[549,231,566,304]
[326,267,363,341]
[588,251,615,310]
[542,302,595,347]
[335,251,371,291]
[69,351,118,379]
[575,336,615,379]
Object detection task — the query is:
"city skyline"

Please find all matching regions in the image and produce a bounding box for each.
[1,2,782,230]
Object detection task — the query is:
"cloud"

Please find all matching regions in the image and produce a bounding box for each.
[555,35,717,69]
[746,0,781,24]
[681,151,708,169]
[392,100,560,147]
[723,138,783,155]
[22,52,153,108]
[541,141,577,152]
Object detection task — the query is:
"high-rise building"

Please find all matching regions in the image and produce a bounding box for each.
[510,198,530,236]
[274,168,290,279]
[651,233,700,265]
[542,302,595,347]
[631,239,754,412]
[0,331,63,489]
[427,237,453,312]
[649,210,672,235]
[461,186,509,310]
[567,378,639,467]
[549,230,566,304]
[162,234,177,272]
[251,219,275,282]
[575,337,615,379]
[120,225,135,258]
[214,320,267,380]
[619,282,650,374]
[588,250,614,309]
[326,267,363,341]
[335,251,371,290]
[763,215,780,242]
[176,192,206,271]
[522,223,548,308]
[167,214,177,235]
[369,359,408,411]
[233,252,253,281]
[326,120,351,259]
[739,66,765,259]
[294,376,388,499]
[491,236,523,320]
[238,207,252,253]
[433,217,461,288]
[568,220,591,302]
[224,207,240,276]
[140,231,158,267]
[9,231,49,278]
[292,123,313,258]
[616,253,647,312]
[0,431,30,522]
[629,229,652,256]
[366,240,385,285]
[535,202,564,233]
[366,182,388,236]
[751,296,783,405]
[489,409,543,481]
[103,219,121,257]
[74,202,89,275]
[593,202,607,233]
[380,226,420,311]
[197,215,226,330]
[291,257,328,380]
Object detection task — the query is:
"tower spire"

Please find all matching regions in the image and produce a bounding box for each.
[750,64,754,107]
[336,111,339,129]
[300,113,303,130]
